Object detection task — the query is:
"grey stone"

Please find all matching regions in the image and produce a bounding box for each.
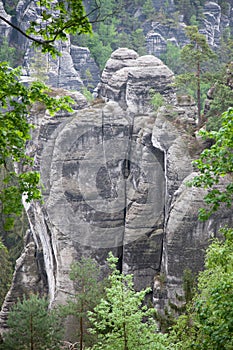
[1,46,233,335]
[98,48,176,113]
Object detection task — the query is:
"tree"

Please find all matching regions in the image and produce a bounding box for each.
[0,62,74,229]
[88,253,168,350]
[149,90,165,112]
[168,227,233,350]
[2,294,63,350]
[190,107,233,220]
[61,258,106,350]
[174,0,205,25]
[205,62,233,131]
[30,48,49,83]
[178,26,216,125]
[0,239,12,307]
[0,0,94,57]
[160,42,182,75]
[0,0,100,227]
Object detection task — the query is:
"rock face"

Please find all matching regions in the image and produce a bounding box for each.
[146,1,232,57]
[1,48,233,333]
[0,0,100,90]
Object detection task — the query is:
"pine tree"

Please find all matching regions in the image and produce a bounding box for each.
[61,258,106,350]
[177,26,216,125]
[2,294,62,350]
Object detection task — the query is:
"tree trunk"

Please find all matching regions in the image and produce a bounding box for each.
[30,314,34,350]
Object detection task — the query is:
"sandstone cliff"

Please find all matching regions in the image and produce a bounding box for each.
[0,1,232,90]
[1,48,232,331]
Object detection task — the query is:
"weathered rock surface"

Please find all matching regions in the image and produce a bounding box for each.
[97,49,176,113]
[146,1,231,57]
[0,0,100,90]
[0,47,233,334]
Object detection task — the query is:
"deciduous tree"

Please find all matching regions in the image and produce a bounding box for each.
[88,253,168,350]
[190,107,233,220]
[168,228,233,350]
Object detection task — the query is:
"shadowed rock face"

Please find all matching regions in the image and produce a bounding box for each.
[0,48,232,331]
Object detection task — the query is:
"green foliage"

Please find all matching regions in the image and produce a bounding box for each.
[194,228,233,349]
[0,239,12,306]
[25,0,92,57]
[131,28,147,56]
[75,31,113,71]
[168,228,233,350]
[2,294,63,350]
[0,38,17,67]
[177,26,216,124]
[81,86,94,103]
[3,0,18,15]
[142,0,156,19]
[150,90,165,112]
[88,252,169,350]
[72,1,148,70]
[0,62,74,228]
[181,26,216,67]
[161,42,182,74]
[61,258,105,349]
[174,0,205,25]
[190,107,233,220]
[206,63,233,130]
[206,82,233,130]
[30,48,49,83]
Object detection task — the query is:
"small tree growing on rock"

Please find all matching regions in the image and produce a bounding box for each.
[177,26,216,126]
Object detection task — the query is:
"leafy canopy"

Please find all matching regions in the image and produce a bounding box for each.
[176,26,216,124]
[0,62,74,228]
[61,257,106,349]
[168,228,233,350]
[190,107,233,220]
[0,0,93,57]
[88,252,168,350]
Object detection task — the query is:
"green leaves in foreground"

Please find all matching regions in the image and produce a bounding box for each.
[0,62,74,228]
[11,0,92,57]
[88,252,168,350]
[168,228,233,350]
[190,107,233,220]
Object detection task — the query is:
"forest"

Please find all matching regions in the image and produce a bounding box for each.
[0,0,233,349]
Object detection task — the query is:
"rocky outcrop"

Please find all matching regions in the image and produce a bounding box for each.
[1,48,232,334]
[0,0,100,90]
[97,48,176,113]
[146,1,230,57]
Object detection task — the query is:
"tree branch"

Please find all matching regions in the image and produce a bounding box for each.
[0,14,45,45]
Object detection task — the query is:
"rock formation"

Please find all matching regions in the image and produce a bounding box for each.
[0,0,100,90]
[1,48,233,333]
[146,1,232,57]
